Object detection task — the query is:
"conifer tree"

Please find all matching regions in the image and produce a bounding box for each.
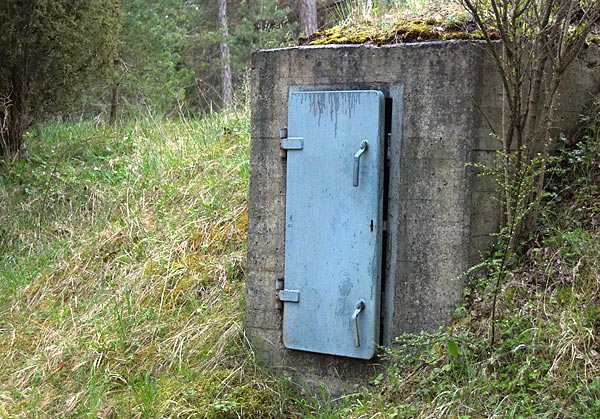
[0,0,120,158]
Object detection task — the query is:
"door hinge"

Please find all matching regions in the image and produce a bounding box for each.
[278,289,300,303]
[281,137,303,150]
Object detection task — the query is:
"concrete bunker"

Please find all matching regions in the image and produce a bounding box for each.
[245,41,600,388]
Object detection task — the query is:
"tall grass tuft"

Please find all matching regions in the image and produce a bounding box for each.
[334,0,465,26]
[0,106,287,418]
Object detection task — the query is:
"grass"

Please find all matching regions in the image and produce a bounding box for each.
[331,0,463,24]
[307,0,599,46]
[0,106,290,418]
[304,0,477,45]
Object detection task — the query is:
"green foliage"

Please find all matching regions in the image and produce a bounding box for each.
[305,15,479,45]
[1,0,299,131]
[302,1,479,45]
[542,100,600,232]
[99,0,297,118]
[0,0,120,118]
[114,0,195,117]
[458,0,600,247]
[465,146,549,346]
[192,0,296,111]
[230,1,298,75]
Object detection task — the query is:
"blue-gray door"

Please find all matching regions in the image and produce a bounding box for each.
[281,90,384,359]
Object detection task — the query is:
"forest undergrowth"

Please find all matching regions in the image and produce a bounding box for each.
[1,98,600,418]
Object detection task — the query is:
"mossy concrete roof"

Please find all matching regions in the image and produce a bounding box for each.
[300,17,600,48]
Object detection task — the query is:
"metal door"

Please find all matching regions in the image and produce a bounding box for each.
[280,90,384,359]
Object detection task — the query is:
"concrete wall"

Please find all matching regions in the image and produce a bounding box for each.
[246,41,600,391]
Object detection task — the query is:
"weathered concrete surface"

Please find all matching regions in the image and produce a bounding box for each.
[246,41,600,391]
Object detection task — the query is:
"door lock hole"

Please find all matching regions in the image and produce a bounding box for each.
[370,219,374,232]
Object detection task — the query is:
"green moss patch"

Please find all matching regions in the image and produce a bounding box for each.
[301,18,495,46]
[588,35,600,47]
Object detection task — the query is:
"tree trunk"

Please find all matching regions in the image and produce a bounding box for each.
[1,2,31,160]
[218,0,232,107]
[0,98,12,158]
[109,58,120,125]
[299,0,318,36]
[109,85,118,125]
[1,68,28,161]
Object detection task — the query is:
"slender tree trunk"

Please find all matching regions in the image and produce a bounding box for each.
[218,0,232,106]
[1,63,29,160]
[0,96,12,158]
[299,0,318,36]
[109,58,119,125]
[109,86,118,125]
[1,1,31,159]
